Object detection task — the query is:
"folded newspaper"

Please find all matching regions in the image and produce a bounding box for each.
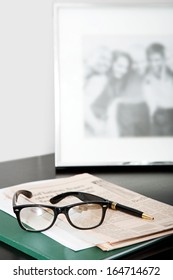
[0,173,173,251]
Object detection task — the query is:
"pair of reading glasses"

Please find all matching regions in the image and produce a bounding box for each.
[13,190,113,232]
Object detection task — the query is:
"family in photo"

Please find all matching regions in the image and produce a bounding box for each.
[84,42,173,137]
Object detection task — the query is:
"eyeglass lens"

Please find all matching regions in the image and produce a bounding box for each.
[20,207,55,231]
[68,203,103,229]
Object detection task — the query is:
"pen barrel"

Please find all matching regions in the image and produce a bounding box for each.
[116,203,142,218]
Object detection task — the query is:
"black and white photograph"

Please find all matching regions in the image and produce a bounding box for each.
[54,2,173,166]
[83,36,173,138]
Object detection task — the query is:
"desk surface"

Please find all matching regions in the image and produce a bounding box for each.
[0,154,173,260]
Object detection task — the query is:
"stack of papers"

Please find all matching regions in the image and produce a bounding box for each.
[0,173,173,251]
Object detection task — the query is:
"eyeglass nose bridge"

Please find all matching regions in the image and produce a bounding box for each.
[54,205,68,216]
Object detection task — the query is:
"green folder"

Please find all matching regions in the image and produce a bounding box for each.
[0,210,170,260]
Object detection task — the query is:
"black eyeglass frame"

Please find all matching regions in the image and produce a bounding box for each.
[13,190,112,232]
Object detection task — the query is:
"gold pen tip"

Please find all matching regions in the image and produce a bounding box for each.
[142,213,154,220]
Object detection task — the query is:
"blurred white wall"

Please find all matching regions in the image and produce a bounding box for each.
[0,0,54,162]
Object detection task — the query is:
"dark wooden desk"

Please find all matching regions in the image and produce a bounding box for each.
[0,154,173,260]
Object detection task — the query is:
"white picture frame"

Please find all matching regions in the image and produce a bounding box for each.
[54,0,173,167]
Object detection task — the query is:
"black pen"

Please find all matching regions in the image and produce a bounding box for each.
[110,201,154,220]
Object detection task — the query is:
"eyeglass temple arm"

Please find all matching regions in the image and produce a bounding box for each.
[50,191,107,204]
[13,190,33,206]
